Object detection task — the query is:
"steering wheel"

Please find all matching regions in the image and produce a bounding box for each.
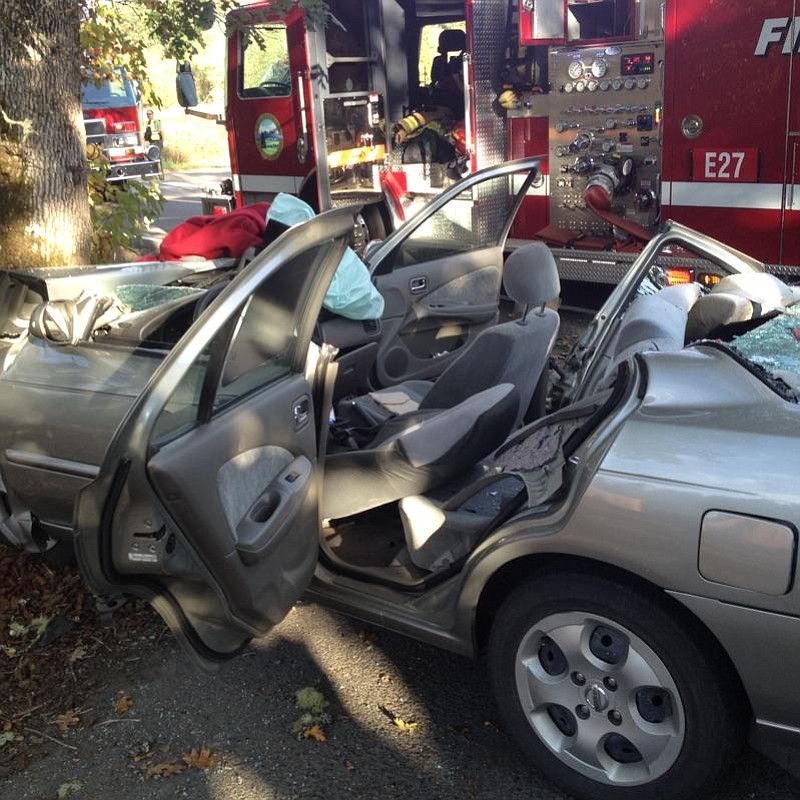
[258,80,290,95]
[192,283,229,323]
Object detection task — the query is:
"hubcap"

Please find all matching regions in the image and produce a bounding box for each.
[514,611,685,786]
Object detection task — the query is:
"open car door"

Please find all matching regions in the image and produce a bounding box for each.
[367,157,542,387]
[73,208,354,670]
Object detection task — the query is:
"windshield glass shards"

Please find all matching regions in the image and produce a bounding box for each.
[731,304,800,400]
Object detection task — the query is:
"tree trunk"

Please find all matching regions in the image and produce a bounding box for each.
[0,0,91,269]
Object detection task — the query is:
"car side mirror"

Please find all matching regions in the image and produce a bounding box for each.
[176,61,198,108]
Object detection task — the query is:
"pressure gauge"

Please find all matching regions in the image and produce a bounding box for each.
[624,77,636,90]
[605,118,617,130]
[587,79,599,92]
[564,82,575,93]
[575,80,586,93]
[612,78,624,91]
[591,58,609,78]
[637,77,649,90]
[599,80,611,91]
[568,60,585,80]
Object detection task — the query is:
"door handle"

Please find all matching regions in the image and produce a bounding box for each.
[292,397,310,430]
[409,276,428,294]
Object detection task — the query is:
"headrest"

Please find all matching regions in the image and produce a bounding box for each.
[654,282,702,313]
[438,29,466,53]
[29,294,118,345]
[712,273,800,312]
[614,289,696,357]
[685,291,753,341]
[503,242,561,307]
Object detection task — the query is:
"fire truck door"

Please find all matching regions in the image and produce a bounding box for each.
[227,9,309,204]
[663,0,795,264]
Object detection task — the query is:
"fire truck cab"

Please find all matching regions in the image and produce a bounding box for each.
[180,0,800,276]
[82,72,161,183]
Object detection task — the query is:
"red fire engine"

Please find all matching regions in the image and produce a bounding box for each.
[179,0,799,277]
[83,72,161,183]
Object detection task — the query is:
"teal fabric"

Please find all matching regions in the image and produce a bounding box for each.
[268,193,385,321]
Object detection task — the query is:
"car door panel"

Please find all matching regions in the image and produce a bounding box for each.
[74,209,355,668]
[374,255,502,385]
[368,158,542,387]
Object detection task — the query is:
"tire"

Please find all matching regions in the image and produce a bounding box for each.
[360,203,388,242]
[487,571,745,800]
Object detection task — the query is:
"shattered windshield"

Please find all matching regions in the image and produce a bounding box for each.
[730,303,800,399]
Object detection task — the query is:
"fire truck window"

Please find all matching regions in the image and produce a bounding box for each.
[240,25,291,98]
[326,5,370,93]
[418,21,466,87]
[567,0,634,42]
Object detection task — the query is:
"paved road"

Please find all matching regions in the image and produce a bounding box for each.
[142,167,231,250]
[5,602,799,800]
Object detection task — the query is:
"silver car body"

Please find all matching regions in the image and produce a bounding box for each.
[2,158,799,777]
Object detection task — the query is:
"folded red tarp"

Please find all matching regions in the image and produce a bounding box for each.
[153,201,271,261]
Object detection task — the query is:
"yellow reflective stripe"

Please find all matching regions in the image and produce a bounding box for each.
[327,144,386,169]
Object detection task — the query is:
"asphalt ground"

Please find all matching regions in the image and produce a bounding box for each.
[2,600,799,800]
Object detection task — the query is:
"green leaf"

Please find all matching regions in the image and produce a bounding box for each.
[57,781,83,799]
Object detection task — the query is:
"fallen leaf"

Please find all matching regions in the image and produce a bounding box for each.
[345,760,355,770]
[54,713,80,732]
[69,646,88,663]
[0,731,16,748]
[378,704,419,733]
[8,621,28,638]
[145,760,186,779]
[114,693,133,714]
[4,647,16,657]
[302,725,327,743]
[182,746,216,769]
[30,615,51,640]
[56,781,82,799]
[294,687,328,716]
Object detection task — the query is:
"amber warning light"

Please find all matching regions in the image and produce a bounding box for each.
[665,269,721,287]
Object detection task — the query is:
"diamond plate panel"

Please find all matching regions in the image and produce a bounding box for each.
[470,0,512,243]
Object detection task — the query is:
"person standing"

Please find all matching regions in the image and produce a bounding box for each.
[144,109,164,149]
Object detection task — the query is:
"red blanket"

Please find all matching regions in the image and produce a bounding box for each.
[156,202,271,261]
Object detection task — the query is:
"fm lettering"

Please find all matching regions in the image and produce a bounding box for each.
[754,17,800,55]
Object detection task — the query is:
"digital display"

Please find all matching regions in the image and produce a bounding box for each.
[621,53,655,75]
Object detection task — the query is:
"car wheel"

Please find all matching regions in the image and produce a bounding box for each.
[487,572,744,800]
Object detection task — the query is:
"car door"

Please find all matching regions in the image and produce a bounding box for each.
[73,208,355,670]
[368,157,542,387]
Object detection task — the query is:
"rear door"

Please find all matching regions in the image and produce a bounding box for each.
[74,209,354,669]
[368,158,541,387]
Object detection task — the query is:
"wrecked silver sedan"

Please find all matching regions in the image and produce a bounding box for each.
[3,157,800,800]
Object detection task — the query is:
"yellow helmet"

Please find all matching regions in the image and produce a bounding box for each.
[498,89,520,110]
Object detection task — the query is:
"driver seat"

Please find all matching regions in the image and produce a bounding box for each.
[430,29,466,85]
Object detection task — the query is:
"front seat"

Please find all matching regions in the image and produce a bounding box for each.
[322,383,519,520]
[430,29,466,85]
[370,242,561,428]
